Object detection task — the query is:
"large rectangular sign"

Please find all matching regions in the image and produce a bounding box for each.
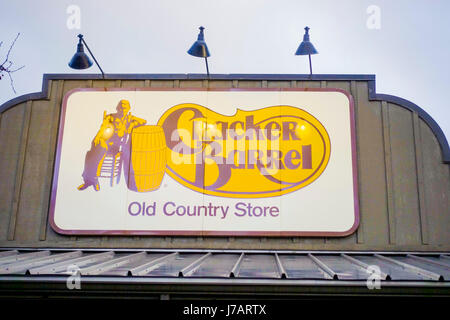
[50,88,359,236]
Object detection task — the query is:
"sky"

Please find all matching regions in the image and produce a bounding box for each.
[0,0,449,142]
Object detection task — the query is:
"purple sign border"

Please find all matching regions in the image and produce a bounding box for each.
[49,87,359,237]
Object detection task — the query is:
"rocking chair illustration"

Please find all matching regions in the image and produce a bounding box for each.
[98,134,129,187]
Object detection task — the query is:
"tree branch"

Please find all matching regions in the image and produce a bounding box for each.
[0,33,24,94]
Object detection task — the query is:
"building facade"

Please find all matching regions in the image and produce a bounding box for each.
[0,74,449,299]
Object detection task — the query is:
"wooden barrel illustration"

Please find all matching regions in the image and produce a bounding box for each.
[127,125,167,192]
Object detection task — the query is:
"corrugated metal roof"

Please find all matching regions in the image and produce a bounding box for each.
[1,249,449,282]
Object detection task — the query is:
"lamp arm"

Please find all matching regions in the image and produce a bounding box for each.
[80,37,105,79]
[308,54,313,77]
[205,57,210,79]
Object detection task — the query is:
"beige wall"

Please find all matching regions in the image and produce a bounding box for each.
[0,78,449,251]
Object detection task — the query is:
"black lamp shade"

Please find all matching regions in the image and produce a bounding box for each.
[69,42,93,69]
[295,27,318,55]
[188,26,210,58]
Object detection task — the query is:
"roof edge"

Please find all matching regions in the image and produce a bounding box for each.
[0,73,375,114]
[41,73,377,81]
[368,80,450,164]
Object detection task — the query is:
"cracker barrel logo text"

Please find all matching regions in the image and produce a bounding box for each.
[77,100,331,198]
[159,104,331,198]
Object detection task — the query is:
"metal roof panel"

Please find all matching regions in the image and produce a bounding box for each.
[0,249,449,284]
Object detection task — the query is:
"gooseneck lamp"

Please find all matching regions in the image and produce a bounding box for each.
[295,26,318,76]
[69,34,105,79]
[187,26,211,78]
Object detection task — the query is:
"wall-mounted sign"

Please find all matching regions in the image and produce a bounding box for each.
[50,88,359,236]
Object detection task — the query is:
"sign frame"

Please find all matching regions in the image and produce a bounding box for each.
[49,87,360,237]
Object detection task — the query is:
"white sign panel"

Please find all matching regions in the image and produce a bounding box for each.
[50,88,359,236]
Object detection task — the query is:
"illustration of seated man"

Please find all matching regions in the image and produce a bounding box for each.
[78,99,147,191]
